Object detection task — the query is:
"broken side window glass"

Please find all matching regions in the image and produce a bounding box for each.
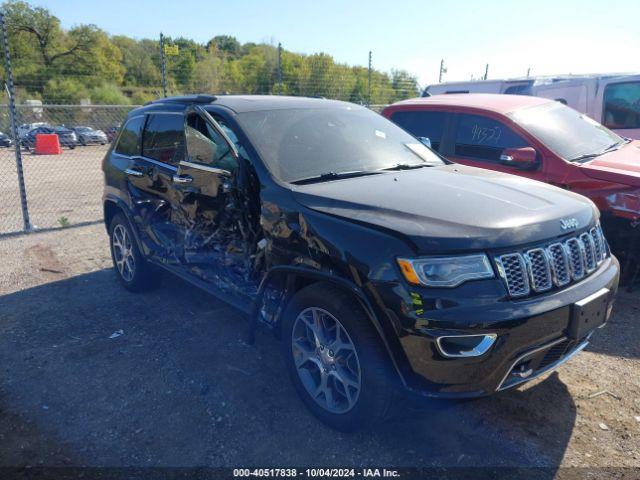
[185,113,238,173]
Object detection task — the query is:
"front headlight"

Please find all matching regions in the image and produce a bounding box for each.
[397,254,494,287]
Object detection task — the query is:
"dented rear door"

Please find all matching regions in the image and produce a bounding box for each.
[130,112,186,260]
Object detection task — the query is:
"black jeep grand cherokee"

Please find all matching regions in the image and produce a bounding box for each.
[102,95,619,431]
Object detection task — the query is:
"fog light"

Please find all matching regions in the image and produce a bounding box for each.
[436,334,497,358]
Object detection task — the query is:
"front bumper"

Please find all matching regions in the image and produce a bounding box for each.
[374,255,619,398]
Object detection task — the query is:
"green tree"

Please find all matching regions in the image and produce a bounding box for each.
[42,78,88,104]
[1,1,420,106]
[208,35,242,59]
[3,1,124,92]
[113,36,160,87]
[391,69,420,101]
[89,83,130,104]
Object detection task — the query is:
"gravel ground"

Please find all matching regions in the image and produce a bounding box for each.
[0,224,638,474]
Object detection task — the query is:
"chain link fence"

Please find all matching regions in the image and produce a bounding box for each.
[0,104,135,235]
[0,10,422,236]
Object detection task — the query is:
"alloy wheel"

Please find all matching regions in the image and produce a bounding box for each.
[112,224,135,282]
[291,307,361,414]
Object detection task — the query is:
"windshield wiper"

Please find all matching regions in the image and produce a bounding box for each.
[570,152,601,162]
[290,170,381,185]
[380,163,430,171]
[570,141,627,162]
[601,141,626,153]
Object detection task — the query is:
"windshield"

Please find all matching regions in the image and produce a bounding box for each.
[76,127,91,132]
[509,102,624,161]
[235,105,445,183]
[603,81,640,129]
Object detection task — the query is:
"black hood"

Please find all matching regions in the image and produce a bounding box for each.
[292,164,597,253]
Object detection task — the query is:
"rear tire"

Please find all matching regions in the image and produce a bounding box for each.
[108,212,159,292]
[281,283,395,432]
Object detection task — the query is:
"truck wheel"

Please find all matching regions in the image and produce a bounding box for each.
[108,213,158,292]
[281,283,395,432]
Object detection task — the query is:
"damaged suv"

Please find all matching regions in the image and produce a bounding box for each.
[103,95,619,431]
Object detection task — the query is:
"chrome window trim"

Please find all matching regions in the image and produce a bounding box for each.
[146,111,184,116]
[179,160,230,175]
[141,157,178,172]
[112,151,179,172]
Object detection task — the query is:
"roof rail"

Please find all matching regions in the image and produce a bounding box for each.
[145,94,217,106]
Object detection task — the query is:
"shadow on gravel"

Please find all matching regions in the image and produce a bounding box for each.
[584,290,639,360]
[0,269,575,473]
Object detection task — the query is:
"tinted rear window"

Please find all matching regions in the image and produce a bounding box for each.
[115,116,145,156]
[390,110,446,150]
[142,113,185,165]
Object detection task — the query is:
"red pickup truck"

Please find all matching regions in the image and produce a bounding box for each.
[383,94,640,284]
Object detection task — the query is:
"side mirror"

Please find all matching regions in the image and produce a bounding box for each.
[418,136,432,148]
[500,147,538,170]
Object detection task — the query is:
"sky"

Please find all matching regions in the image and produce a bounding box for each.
[28,0,640,88]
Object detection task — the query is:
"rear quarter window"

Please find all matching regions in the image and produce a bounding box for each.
[114,116,145,156]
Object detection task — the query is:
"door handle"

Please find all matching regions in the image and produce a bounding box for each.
[124,168,144,177]
[172,174,193,184]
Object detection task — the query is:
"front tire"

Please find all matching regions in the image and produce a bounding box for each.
[281,283,395,432]
[108,213,158,292]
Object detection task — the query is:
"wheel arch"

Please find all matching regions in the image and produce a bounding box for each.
[250,266,409,388]
[103,197,145,253]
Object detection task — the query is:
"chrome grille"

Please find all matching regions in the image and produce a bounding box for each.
[496,225,607,298]
[580,232,597,272]
[547,243,570,286]
[565,238,585,280]
[496,253,529,297]
[525,248,552,292]
[590,227,605,264]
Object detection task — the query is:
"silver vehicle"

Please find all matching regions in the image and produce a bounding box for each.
[73,126,108,145]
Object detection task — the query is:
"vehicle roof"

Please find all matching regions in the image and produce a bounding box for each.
[131,94,358,116]
[388,93,553,115]
[426,73,640,87]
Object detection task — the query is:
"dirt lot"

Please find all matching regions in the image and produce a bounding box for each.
[0,224,638,475]
[0,145,107,235]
